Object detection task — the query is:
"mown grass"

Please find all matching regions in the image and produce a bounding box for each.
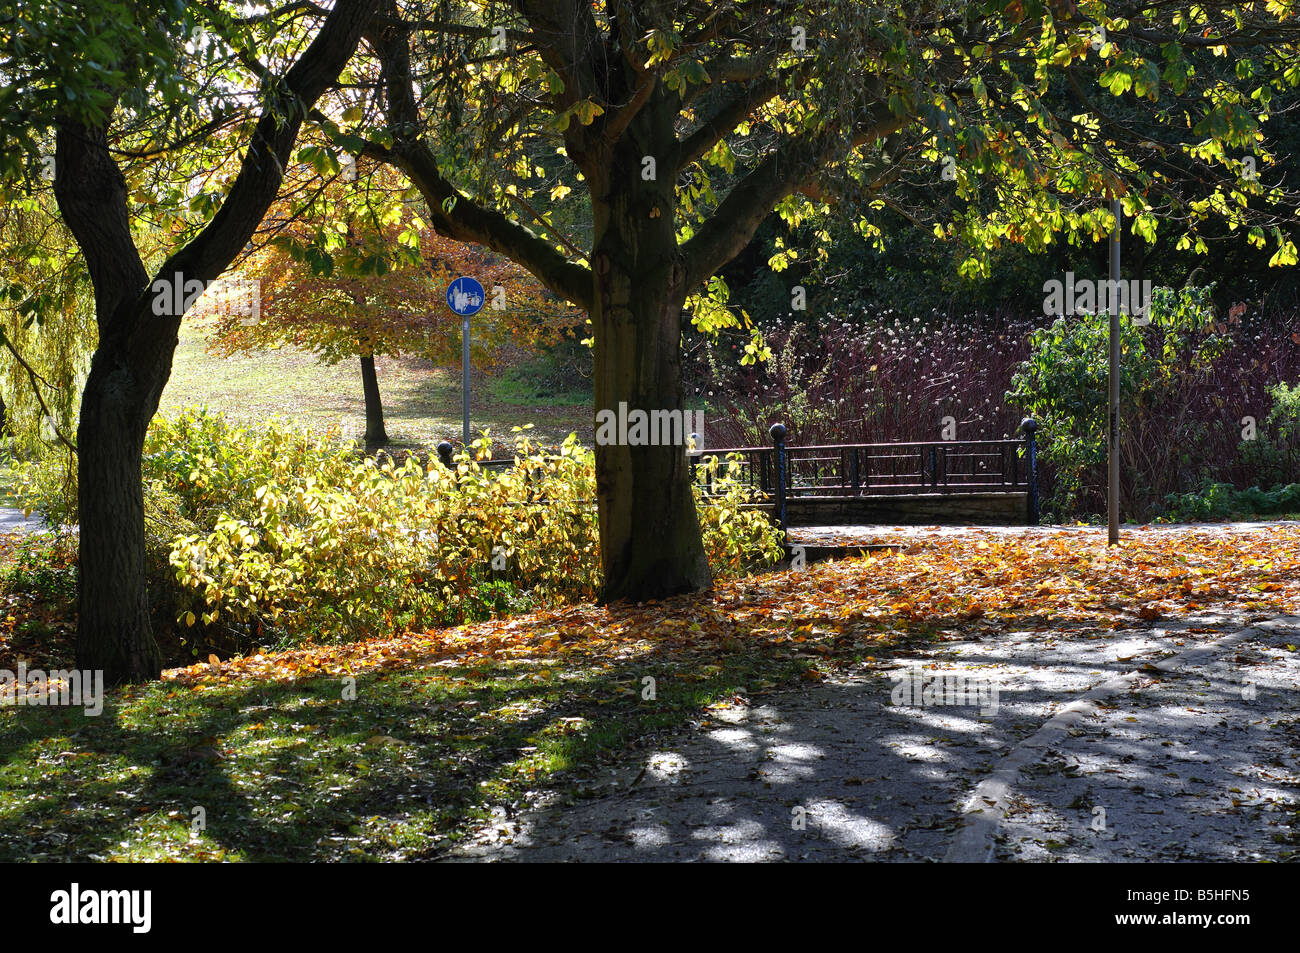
[159,315,594,451]
[485,357,591,409]
[0,630,820,861]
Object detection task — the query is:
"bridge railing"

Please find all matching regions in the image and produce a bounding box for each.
[692,419,1041,530]
[782,439,1030,495]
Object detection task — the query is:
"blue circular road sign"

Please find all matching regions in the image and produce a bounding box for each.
[446,276,486,316]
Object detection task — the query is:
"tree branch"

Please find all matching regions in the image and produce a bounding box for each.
[674,74,782,170]
[396,141,593,311]
[368,4,593,311]
[163,0,379,285]
[514,0,604,107]
[680,107,909,290]
[0,327,78,452]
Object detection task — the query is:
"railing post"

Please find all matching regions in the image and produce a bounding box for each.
[687,432,701,485]
[1021,417,1040,525]
[769,422,788,535]
[436,440,454,470]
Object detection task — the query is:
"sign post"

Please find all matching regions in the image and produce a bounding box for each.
[446,276,486,450]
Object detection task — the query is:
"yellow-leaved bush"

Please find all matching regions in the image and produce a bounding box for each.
[145,409,783,645]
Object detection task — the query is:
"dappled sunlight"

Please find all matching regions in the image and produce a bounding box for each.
[888,736,955,764]
[645,752,692,782]
[701,728,762,755]
[807,799,897,851]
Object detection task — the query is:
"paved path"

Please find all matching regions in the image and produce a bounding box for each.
[789,520,1300,547]
[450,608,1300,862]
[0,507,47,535]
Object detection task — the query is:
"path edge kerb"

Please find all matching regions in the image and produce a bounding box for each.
[941,617,1299,863]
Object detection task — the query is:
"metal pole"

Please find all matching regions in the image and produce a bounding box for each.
[1108,197,1121,546]
[461,313,471,449]
[1021,417,1040,525]
[769,423,788,537]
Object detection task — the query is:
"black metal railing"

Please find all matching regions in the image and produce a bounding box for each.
[692,418,1041,531]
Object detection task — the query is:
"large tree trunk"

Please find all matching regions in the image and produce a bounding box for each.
[359,352,388,449]
[589,97,711,603]
[54,115,169,683]
[76,353,164,681]
[366,9,711,599]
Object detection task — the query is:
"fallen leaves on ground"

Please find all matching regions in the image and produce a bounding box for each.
[10,523,1300,863]
[169,524,1300,688]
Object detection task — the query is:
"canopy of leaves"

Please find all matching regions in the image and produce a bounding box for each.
[307,0,1300,332]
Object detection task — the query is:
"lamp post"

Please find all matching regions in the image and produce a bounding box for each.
[1107,196,1121,547]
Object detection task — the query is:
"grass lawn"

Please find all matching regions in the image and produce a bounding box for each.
[158,315,594,452]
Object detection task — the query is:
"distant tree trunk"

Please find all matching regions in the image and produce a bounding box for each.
[359,352,388,449]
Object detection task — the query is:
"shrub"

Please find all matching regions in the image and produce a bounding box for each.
[694,454,787,575]
[1239,382,1300,487]
[1,530,78,601]
[1161,481,1300,522]
[7,443,77,529]
[151,416,582,643]
[1008,285,1239,520]
[698,306,1034,448]
[147,410,781,646]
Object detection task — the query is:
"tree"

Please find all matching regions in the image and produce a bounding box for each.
[203,170,580,449]
[1,0,380,682]
[337,1,1300,602]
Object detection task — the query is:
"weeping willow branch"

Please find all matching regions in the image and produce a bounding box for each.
[0,327,78,453]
